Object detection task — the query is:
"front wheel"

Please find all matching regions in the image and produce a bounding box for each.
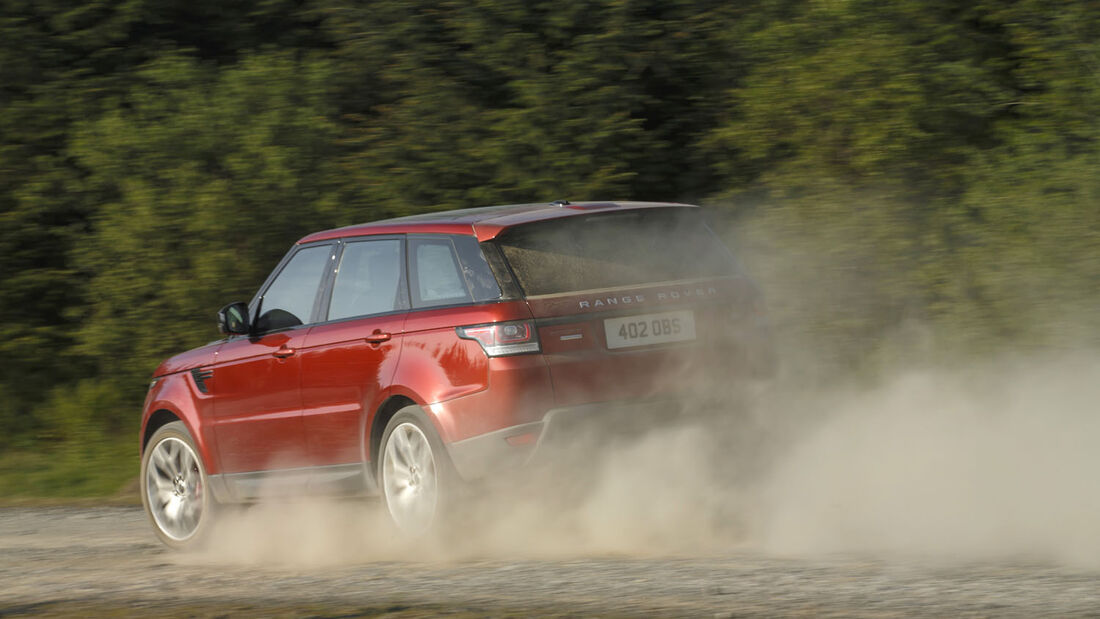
[378,407,457,536]
[140,421,216,549]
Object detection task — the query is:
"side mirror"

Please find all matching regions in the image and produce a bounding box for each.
[217,302,251,335]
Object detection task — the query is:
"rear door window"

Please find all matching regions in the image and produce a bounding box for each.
[328,239,407,321]
[409,237,473,308]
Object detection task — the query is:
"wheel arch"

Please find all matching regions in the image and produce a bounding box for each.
[140,372,218,473]
[368,395,418,474]
[142,409,181,453]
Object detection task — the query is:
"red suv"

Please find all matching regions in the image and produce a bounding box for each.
[139,201,772,547]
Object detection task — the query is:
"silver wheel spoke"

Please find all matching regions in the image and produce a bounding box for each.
[395,429,415,467]
[182,499,197,529]
[152,449,172,479]
[389,434,405,467]
[411,435,427,466]
[389,456,411,478]
[152,472,173,491]
[165,441,181,477]
[405,431,421,465]
[179,449,194,478]
[164,496,182,521]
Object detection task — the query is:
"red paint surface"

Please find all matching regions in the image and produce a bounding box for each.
[152,342,219,377]
[300,313,407,466]
[210,329,310,472]
[390,301,542,447]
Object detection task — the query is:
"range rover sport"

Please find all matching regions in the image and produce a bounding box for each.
[139,201,772,547]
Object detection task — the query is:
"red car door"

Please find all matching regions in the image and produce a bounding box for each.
[211,243,335,474]
[300,237,408,468]
[212,330,310,472]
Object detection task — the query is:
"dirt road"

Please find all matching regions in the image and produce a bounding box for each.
[1,506,1098,617]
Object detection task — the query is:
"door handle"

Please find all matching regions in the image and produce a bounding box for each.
[272,346,296,358]
[365,331,391,344]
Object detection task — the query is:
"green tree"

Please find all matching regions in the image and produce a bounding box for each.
[69,53,344,431]
[0,0,333,443]
[321,0,775,211]
[953,0,1100,347]
[705,0,1099,368]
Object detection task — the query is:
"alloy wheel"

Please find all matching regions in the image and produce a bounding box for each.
[382,421,439,535]
[145,436,205,541]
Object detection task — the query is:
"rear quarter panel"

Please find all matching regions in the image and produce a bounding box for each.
[386,301,552,446]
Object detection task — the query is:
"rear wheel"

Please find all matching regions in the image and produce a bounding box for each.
[378,407,457,536]
[141,421,216,549]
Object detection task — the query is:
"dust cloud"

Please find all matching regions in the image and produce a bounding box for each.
[186,352,1099,569]
[756,352,1100,568]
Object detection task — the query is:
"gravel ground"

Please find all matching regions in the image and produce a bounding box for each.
[1,506,1099,617]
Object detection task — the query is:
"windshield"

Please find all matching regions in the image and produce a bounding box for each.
[494,208,739,296]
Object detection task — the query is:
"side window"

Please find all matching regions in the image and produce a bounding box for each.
[255,244,332,332]
[328,239,406,321]
[410,238,473,308]
[453,235,503,302]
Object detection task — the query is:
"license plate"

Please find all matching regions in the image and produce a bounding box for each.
[604,310,696,350]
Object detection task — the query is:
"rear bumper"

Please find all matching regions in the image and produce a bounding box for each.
[442,324,775,481]
[445,398,688,480]
[447,420,544,480]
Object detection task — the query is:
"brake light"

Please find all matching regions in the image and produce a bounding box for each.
[456,320,540,356]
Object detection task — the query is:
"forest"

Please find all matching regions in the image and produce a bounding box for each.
[1,0,1097,496]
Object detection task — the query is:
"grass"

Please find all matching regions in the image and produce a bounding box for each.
[0,436,139,504]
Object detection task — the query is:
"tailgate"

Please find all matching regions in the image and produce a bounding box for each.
[526,277,757,407]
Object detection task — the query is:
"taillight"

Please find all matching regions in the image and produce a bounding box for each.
[456,320,540,356]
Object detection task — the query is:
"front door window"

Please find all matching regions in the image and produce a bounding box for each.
[256,244,332,332]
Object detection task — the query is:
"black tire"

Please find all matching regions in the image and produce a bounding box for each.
[140,421,217,550]
[377,406,460,536]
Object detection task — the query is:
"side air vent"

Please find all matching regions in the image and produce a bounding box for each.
[191,368,214,394]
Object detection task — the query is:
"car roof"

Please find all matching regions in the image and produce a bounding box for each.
[297,201,697,244]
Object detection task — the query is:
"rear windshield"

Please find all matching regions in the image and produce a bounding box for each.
[494,208,738,296]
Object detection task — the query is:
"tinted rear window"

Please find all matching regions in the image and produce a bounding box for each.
[494,208,738,296]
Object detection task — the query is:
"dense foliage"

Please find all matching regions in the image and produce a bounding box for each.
[1,0,1096,490]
